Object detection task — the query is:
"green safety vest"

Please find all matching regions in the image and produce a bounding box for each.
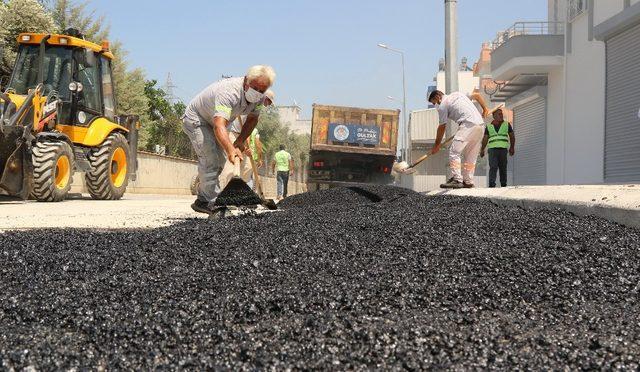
[249,129,259,161]
[275,150,290,172]
[487,121,510,149]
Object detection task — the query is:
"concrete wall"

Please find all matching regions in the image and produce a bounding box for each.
[563,9,606,184]
[491,35,565,73]
[71,151,307,197]
[546,66,565,184]
[593,0,624,25]
[436,71,479,95]
[71,151,198,195]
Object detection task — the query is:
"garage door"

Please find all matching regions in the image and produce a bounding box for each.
[513,98,547,185]
[605,23,640,183]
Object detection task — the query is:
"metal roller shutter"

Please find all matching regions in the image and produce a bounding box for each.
[605,24,640,183]
[513,98,547,185]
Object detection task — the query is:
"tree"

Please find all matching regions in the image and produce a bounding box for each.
[143,80,192,159]
[0,0,55,78]
[256,106,310,175]
[49,0,109,43]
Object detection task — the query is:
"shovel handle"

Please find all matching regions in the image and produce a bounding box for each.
[234,156,241,177]
[406,135,457,170]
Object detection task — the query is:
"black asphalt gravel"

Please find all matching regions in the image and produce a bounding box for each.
[1,185,639,370]
[215,178,263,207]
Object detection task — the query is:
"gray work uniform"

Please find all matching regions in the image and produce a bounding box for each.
[182,77,263,206]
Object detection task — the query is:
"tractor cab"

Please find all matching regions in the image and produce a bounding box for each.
[5,30,116,126]
[0,30,138,202]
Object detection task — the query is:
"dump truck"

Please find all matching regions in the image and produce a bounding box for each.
[0,29,139,202]
[307,104,399,191]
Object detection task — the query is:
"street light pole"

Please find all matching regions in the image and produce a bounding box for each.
[378,43,408,161]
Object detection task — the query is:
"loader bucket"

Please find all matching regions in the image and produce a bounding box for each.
[0,130,31,199]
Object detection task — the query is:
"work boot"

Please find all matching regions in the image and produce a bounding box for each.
[191,198,213,214]
[440,178,464,189]
[463,182,474,189]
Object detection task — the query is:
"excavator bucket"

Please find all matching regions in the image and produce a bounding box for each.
[0,134,31,199]
[0,88,40,199]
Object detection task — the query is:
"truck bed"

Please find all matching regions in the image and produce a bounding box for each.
[310,104,399,156]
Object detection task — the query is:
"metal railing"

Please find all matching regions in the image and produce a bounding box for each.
[491,22,565,50]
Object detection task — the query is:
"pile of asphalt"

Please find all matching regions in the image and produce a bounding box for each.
[278,184,421,209]
[1,186,639,370]
[214,178,263,207]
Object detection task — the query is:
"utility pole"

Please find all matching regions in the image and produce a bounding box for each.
[444,0,459,150]
[445,0,459,96]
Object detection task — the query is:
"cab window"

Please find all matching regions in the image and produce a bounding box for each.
[100,56,116,120]
[73,48,101,113]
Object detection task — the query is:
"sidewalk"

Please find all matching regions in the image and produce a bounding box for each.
[428,184,640,229]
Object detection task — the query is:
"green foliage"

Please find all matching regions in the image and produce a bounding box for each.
[143,80,192,159]
[257,106,310,169]
[0,0,55,78]
[50,0,109,43]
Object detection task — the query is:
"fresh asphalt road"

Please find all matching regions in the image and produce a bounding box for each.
[0,194,203,231]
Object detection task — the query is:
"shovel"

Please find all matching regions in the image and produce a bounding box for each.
[214,156,263,207]
[393,135,456,175]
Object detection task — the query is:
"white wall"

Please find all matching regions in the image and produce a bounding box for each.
[546,67,565,184]
[593,0,624,25]
[563,6,606,184]
[435,71,479,95]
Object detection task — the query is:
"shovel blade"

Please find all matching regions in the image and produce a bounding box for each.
[215,177,263,207]
[393,161,409,173]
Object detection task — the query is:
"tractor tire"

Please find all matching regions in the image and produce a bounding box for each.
[190,174,200,195]
[31,140,75,202]
[85,132,130,200]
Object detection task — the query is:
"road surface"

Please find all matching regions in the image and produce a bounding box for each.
[0,193,203,231]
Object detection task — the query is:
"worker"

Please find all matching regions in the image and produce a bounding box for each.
[271,144,294,200]
[428,90,490,189]
[480,108,515,188]
[219,89,272,190]
[182,65,276,214]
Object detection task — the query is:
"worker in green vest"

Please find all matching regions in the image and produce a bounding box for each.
[271,144,294,200]
[480,108,515,187]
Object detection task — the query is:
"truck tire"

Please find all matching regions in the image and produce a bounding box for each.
[190,175,200,195]
[85,132,130,200]
[31,140,74,202]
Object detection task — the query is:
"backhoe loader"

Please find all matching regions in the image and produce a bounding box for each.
[0,29,139,202]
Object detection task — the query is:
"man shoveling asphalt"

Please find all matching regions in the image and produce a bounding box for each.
[219,89,273,191]
[428,90,490,189]
[182,65,276,214]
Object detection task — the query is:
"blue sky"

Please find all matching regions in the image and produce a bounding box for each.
[89,0,546,118]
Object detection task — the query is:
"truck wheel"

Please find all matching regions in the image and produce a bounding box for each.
[190,175,200,195]
[85,132,129,200]
[31,140,75,202]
